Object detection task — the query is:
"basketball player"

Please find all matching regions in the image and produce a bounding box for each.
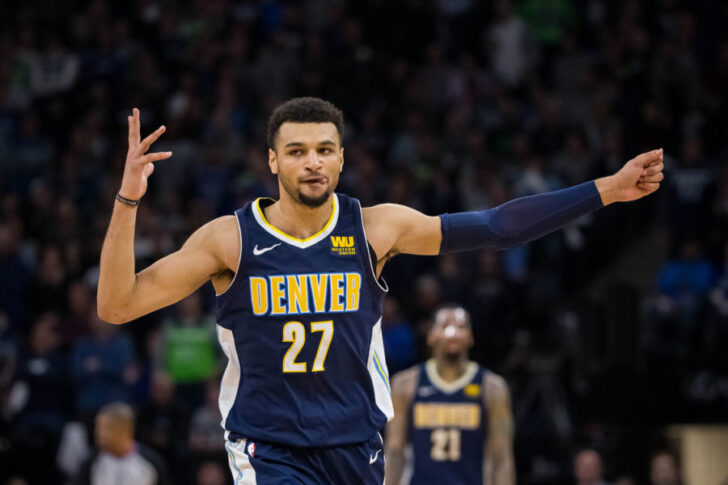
[98,97,664,484]
[385,306,514,485]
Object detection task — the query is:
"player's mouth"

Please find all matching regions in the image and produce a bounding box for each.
[301,176,328,187]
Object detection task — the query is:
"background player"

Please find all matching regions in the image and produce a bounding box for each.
[97,97,663,484]
[385,305,515,485]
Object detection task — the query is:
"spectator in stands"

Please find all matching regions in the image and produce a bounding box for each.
[71,308,135,419]
[650,451,682,485]
[654,238,717,354]
[137,371,189,482]
[0,222,31,334]
[74,402,171,485]
[380,297,415,375]
[574,449,609,485]
[195,461,228,485]
[158,291,218,407]
[188,377,225,455]
[7,313,68,483]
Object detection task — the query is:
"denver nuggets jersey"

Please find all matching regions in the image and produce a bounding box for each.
[410,360,488,485]
[215,193,392,447]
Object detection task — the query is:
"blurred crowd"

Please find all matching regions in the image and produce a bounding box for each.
[1,0,727,484]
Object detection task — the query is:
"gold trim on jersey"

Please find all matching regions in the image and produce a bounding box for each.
[252,195,339,248]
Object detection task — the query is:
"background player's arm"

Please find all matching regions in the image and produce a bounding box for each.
[97,108,239,324]
[483,373,515,485]
[385,366,419,485]
[363,149,664,263]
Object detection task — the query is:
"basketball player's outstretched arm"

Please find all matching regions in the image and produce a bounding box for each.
[363,148,664,262]
[483,373,515,485]
[98,109,239,324]
[384,367,418,485]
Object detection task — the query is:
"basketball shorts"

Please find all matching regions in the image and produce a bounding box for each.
[225,432,384,484]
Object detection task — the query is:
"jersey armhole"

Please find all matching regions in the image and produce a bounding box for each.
[215,208,245,297]
[355,200,389,293]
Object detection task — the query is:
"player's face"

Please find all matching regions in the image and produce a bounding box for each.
[428,308,473,358]
[269,122,343,208]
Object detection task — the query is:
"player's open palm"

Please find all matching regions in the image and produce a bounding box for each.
[612,148,664,202]
[119,108,172,201]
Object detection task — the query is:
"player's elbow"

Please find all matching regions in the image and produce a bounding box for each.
[96,300,132,324]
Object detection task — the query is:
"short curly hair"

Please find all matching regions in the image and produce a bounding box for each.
[267,97,344,150]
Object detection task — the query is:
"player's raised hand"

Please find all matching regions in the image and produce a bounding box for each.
[596,148,664,204]
[119,108,172,201]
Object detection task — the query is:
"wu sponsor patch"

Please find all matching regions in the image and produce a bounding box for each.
[331,235,356,256]
[464,384,480,398]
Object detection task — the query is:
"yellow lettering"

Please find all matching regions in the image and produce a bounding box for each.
[287,275,309,314]
[413,403,481,429]
[309,274,329,313]
[249,277,269,316]
[270,276,286,315]
[331,236,354,247]
[345,273,361,311]
[329,273,345,312]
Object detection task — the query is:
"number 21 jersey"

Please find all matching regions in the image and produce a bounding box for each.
[410,360,488,485]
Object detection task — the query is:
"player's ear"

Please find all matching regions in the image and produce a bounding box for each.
[269,148,278,175]
[339,147,344,173]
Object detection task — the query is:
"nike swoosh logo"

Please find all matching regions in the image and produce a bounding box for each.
[369,449,381,464]
[253,243,282,256]
[418,386,437,397]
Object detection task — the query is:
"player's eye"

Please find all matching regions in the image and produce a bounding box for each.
[289,149,303,156]
[319,148,332,154]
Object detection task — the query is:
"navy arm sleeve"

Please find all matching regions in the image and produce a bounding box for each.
[439,181,603,253]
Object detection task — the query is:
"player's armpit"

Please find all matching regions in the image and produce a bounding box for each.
[385,366,420,485]
[362,204,442,260]
[484,373,516,485]
[98,215,239,323]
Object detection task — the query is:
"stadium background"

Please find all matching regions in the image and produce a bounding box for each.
[0,0,727,483]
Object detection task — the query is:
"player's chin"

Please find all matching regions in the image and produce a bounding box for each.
[298,185,332,208]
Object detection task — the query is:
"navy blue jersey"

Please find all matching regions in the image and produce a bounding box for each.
[409,360,488,485]
[215,193,392,447]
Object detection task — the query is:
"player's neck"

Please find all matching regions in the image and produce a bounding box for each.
[266,194,334,240]
[434,357,469,383]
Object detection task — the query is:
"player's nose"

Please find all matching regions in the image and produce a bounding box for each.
[304,150,323,170]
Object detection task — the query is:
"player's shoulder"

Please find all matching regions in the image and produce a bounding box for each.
[482,371,510,402]
[191,215,239,248]
[361,203,423,223]
[185,215,240,271]
[391,364,421,397]
[361,203,399,228]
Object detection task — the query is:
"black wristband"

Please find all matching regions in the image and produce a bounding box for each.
[116,192,140,207]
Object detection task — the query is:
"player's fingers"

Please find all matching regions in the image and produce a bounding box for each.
[127,115,135,145]
[139,125,166,153]
[643,163,664,176]
[133,108,141,144]
[142,163,155,179]
[646,148,664,167]
[639,172,664,184]
[637,181,660,192]
[141,151,173,164]
[632,148,662,168]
